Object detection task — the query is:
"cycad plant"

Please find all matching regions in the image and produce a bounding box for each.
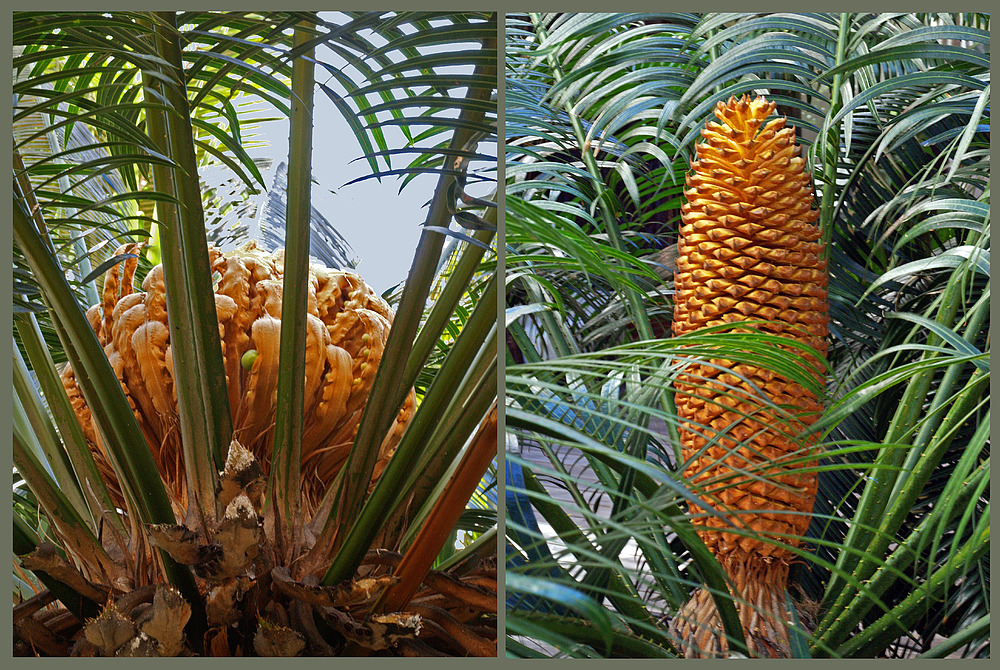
[14,11,498,656]
[505,12,988,659]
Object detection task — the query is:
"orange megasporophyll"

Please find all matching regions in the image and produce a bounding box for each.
[669,95,829,658]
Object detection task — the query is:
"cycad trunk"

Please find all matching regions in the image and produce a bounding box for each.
[669,96,829,658]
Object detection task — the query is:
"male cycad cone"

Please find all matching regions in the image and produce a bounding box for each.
[669,95,829,658]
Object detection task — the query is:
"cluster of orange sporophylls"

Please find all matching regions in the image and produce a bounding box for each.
[670,95,829,658]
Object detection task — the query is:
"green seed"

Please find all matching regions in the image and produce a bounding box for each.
[241,350,258,370]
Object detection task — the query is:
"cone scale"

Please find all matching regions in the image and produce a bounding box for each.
[669,96,829,658]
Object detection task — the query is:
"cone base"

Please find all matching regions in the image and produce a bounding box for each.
[669,553,809,658]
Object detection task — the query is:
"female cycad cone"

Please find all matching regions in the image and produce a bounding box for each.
[669,96,828,658]
[62,241,414,520]
[39,242,498,656]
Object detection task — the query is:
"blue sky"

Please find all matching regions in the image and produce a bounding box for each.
[252,94,429,295]
[244,15,494,295]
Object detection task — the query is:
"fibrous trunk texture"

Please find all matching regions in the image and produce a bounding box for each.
[669,95,829,658]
